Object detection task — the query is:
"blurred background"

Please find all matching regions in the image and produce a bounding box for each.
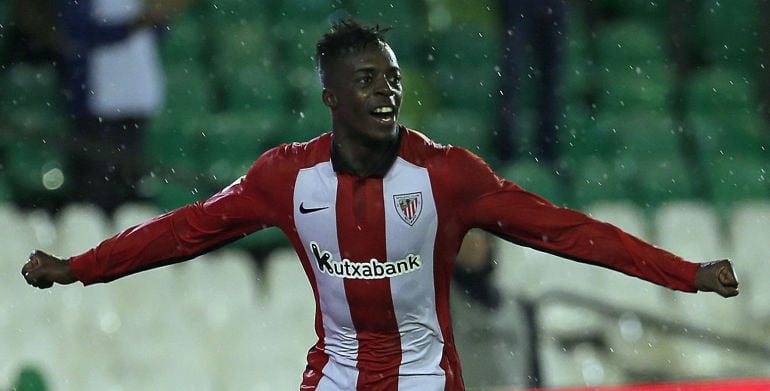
[1,0,769,390]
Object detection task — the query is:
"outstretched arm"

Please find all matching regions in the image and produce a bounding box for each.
[444,147,738,296]
[20,147,287,287]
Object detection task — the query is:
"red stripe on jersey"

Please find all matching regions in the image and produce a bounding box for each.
[296,229,329,389]
[336,175,402,390]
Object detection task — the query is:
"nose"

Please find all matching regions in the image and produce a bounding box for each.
[374,76,397,96]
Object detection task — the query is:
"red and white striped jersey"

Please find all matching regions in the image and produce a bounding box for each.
[70,127,700,390]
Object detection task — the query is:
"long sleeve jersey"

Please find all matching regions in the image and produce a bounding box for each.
[69,127,699,390]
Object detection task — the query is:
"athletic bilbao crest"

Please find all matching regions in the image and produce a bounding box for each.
[393,192,422,226]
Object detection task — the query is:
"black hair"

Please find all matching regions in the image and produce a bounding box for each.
[316,19,391,85]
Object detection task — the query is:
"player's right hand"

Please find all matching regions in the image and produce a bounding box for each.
[21,250,78,289]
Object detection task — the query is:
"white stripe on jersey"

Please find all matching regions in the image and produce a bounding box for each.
[293,162,359,390]
[384,157,446,390]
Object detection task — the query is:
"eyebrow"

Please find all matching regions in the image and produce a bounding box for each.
[353,66,401,74]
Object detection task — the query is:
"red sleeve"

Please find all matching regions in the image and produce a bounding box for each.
[69,147,288,285]
[446,147,699,293]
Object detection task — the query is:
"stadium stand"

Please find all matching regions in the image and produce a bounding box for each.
[2,1,770,389]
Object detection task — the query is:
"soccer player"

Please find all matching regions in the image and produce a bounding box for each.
[22,20,739,390]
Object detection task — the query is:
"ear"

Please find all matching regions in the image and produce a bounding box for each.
[322,89,338,108]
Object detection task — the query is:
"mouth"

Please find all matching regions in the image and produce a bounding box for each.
[369,105,397,124]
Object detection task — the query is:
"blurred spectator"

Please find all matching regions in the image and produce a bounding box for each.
[496,0,566,165]
[452,229,535,389]
[51,0,188,213]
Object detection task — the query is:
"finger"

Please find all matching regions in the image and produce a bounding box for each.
[719,286,739,298]
[718,265,739,288]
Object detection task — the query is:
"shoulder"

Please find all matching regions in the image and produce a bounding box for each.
[400,127,494,175]
[244,133,332,185]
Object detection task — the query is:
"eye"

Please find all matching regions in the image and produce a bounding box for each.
[388,74,402,86]
[356,76,372,86]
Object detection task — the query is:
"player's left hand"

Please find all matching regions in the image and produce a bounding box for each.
[694,259,739,298]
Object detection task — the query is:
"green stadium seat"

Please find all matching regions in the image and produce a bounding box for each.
[704,156,769,210]
[595,20,668,65]
[207,0,271,24]
[570,156,629,208]
[684,67,757,114]
[593,0,669,24]
[398,66,440,131]
[443,0,498,30]
[220,63,289,112]
[498,160,567,206]
[695,0,760,70]
[562,5,592,101]
[687,111,767,159]
[351,0,425,61]
[595,111,681,160]
[0,64,67,133]
[213,24,278,70]
[146,115,204,181]
[431,63,498,113]
[557,103,617,163]
[427,26,501,110]
[627,156,696,208]
[5,138,67,199]
[161,64,212,117]
[596,60,674,112]
[198,112,277,186]
[425,109,493,161]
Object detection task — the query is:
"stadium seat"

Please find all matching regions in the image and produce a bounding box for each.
[704,156,770,210]
[159,12,204,66]
[687,111,767,160]
[562,5,591,101]
[428,27,500,111]
[425,109,494,161]
[398,66,440,131]
[653,201,748,333]
[694,0,760,69]
[728,201,770,325]
[54,203,113,256]
[596,111,681,160]
[626,156,696,208]
[557,104,618,164]
[653,201,725,267]
[351,0,425,61]
[498,159,567,206]
[570,156,629,208]
[604,321,683,379]
[198,111,277,187]
[492,239,538,298]
[112,202,161,232]
[684,67,757,115]
[254,248,316,389]
[595,20,668,65]
[586,201,649,240]
[538,338,584,388]
[593,0,669,24]
[157,63,212,119]
[596,61,674,113]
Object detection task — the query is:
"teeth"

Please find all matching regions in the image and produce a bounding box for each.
[373,107,394,114]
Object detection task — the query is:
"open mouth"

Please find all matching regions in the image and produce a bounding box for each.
[370,106,396,123]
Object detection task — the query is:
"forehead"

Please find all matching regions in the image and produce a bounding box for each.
[336,43,400,72]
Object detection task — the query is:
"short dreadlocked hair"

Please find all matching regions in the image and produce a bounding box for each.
[316,19,391,86]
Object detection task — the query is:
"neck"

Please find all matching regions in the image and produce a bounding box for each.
[332,126,401,177]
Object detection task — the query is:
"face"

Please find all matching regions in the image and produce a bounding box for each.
[323,43,403,145]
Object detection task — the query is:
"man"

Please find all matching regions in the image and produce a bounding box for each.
[22,20,739,390]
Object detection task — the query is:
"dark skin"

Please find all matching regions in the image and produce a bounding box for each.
[21,42,739,298]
